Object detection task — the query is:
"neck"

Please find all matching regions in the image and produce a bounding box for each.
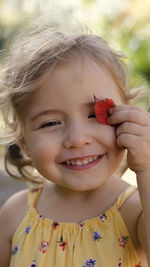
[37,175,125,223]
[44,175,115,205]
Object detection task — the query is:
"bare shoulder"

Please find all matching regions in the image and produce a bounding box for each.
[120,187,148,265]
[0,189,29,239]
[0,189,28,266]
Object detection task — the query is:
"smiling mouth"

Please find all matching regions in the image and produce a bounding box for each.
[61,155,105,170]
[65,155,100,166]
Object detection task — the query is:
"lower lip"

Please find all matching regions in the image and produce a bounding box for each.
[60,155,105,170]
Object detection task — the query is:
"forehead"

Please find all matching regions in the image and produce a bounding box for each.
[26,55,124,114]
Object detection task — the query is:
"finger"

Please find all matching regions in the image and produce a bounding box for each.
[108,109,149,126]
[116,133,140,148]
[109,104,149,115]
[116,122,146,137]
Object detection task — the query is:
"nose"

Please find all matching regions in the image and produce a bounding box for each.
[63,122,92,149]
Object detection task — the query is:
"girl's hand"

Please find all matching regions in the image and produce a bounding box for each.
[108,105,150,173]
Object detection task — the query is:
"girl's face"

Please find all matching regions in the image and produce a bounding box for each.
[21,55,126,192]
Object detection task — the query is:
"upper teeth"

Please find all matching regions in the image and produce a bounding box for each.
[66,156,99,166]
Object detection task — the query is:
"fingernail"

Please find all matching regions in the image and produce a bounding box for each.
[109,107,114,114]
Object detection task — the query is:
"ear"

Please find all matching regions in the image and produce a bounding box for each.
[18,137,31,158]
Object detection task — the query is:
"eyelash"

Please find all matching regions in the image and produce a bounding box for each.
[40,121,61,128]
[88,112,96,118]
[39,112,96,129]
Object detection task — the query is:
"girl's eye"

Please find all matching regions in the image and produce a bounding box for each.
[40,121,61,128]
[88,112,96,118]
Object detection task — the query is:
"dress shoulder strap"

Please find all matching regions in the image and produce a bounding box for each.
[115,185,137,210]
[27,185,43,208]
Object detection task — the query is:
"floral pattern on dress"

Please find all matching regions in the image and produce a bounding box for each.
[119,236,129,248]
[135,262,143,267]
[25,227,31,234]
[39,215,45,220]
[78,223,85,229]
[28,260,37,267]
[31,187,42,193]
[12,245,18,255]
[93,231,102,241]
[12,186,141,266]
[52,221,60,229]
[83,258,97,267]
[116,258,122,267]
[39,241,49,253]
[99,214,107,222]
[58,236,67,251]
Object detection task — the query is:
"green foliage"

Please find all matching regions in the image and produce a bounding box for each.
[95,12,150,94]
[133,40,150,81]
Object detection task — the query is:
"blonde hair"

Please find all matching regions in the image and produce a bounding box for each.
[0,17,131,182]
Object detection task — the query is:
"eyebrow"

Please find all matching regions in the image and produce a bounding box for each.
[30,101,95,121]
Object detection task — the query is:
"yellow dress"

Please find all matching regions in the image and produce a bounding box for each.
[10,185,142,267]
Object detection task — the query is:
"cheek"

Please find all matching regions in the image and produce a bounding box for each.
[25,134,58,165]
[107,126,117,144]
[98,125,117,148]
[103,126,126,161]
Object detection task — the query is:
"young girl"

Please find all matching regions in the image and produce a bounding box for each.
[0,18,150,267]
